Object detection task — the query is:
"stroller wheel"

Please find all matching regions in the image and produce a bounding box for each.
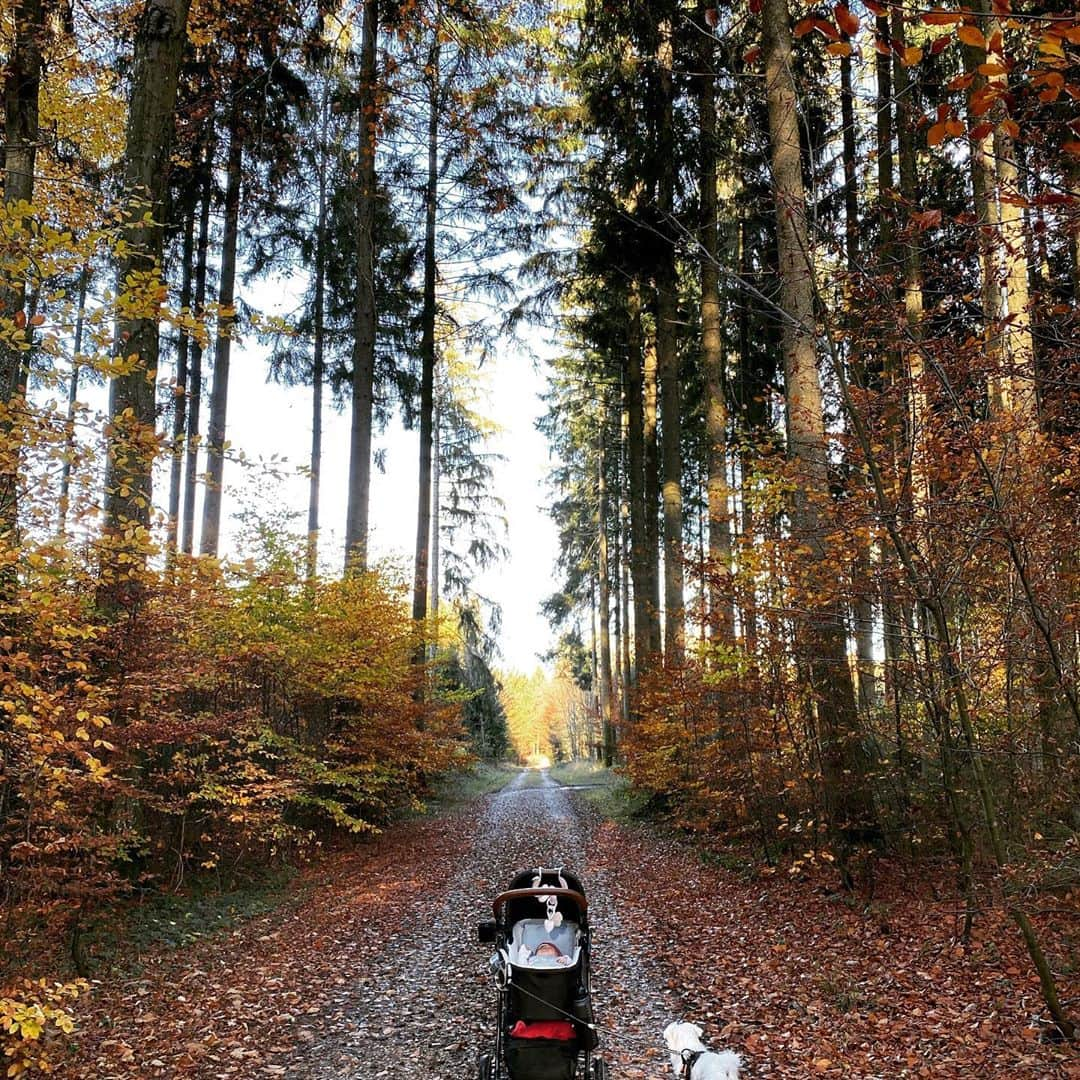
[590,1058,608,1080]
[477,1052,494,1080]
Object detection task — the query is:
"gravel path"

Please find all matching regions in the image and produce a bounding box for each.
[295,770,678,1079]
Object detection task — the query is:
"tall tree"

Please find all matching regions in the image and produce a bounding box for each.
[698,2,733,644]
[760,0,874,843]
[199,78,244,557]
[344,0,380,572]
[103,0,192,575]
[0,0,47,567]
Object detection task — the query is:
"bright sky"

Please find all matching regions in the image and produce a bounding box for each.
[188,283,560,673]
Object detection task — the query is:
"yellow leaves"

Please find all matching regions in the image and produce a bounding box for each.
[827,41,853,57]
[902,46,924,67]
[0,980,87,1076]
[1038,35,1065,59]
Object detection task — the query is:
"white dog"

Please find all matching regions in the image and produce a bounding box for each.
[663,1021,742,1080]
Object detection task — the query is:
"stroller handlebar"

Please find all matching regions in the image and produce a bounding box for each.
[491,887,588,916]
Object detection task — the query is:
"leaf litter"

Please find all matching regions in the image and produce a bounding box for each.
[57,771,1076,1077]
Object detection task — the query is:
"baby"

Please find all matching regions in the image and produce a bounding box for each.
[527,941,572,967]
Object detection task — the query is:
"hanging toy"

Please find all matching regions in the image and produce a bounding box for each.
[531,867,569,932]
[543,894,563,933]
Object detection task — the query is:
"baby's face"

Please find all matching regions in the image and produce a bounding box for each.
[534,942,561,958]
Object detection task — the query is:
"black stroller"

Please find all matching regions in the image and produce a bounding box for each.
[477,867,610,1080]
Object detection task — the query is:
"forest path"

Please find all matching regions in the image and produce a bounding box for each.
[295,767,676,1079]
[66,770,1075,1079]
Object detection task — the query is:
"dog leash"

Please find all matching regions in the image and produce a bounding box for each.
[503,981,675,1056]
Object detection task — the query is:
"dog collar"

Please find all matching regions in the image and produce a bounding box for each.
[680,1049,704,1078]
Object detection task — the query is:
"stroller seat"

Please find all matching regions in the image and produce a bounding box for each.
[509,918,581,968]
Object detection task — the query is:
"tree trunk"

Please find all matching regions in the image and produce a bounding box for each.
[840,35,877,712]
[892,7,929,522]
[199,95,244,558]
[58,266,90,536]
[430,403,440,631]
[344,0,380,573]
[103,0,192,553]
[166,191,196,560]
[413,35,440,627]
[182,138,214,556]
[655,7,684,664]
[962,26,1004,402]
[699,5,733,644]
[761,0,875,844]
[736,215,760,654]
[626,282,659,674]
[994,123,1037,427]
[643,309,662,656]
[0,0,45,559]
[597,424,615,767]
[619,402,631,724]
[307,81,330,585]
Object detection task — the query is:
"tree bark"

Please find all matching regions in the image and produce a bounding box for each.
[597,424,615,766]
[166,189,196,559]
[199,94,244,558]
[643,307,662,656]
[761,0,874,842]
[103,0,192,551]
[307,81,330,585]
[699,5,734,644]
[412,34,440,627]
[655,7,684,664]
[962,26,1005,400]
[0,0,46,556]
[344,0,380,573]
[839,33,877,712]
[892,7,929,522]
[625,283,657,677]
[58,266,90,536]
[182,138,214,556]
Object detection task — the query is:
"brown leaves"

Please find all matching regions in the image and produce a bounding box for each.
[794,17,841,42]
[833,4,858,37]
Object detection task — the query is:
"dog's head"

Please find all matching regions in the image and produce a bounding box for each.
[663,1021,705,1055]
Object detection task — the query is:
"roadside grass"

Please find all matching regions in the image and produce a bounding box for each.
[548,760,618,787]
[429,759,518,803]
[548,760,658,823]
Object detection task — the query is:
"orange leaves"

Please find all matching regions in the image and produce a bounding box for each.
[833,3,859,37]
[794,17,841,42]
[923,10,965,26]
[927,120,964,147]
[957,24,987,50]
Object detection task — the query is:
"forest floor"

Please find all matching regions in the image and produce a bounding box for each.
[56,769,1078,1079]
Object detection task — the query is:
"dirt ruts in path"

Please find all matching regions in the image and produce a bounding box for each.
[297,769,679,1079]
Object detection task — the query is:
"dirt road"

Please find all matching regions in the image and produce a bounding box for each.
[297,769,674,1079]
[67,769,1075,1079]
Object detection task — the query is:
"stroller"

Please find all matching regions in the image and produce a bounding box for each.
[477,867,610,1080]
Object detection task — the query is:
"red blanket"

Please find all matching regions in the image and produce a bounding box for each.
[509,1020,576,1041]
